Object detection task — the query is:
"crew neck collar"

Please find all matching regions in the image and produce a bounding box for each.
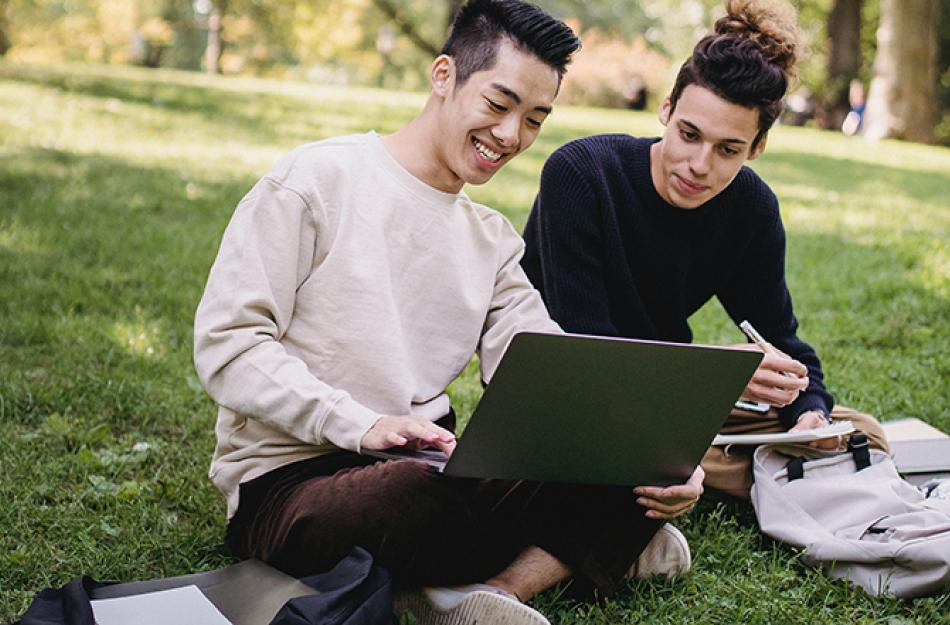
[368,131,464,209]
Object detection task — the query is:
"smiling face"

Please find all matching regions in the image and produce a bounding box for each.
[650,84,766,209]
[432,38,560,191]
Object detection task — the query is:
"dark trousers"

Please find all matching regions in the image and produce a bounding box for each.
[226,452,663,598]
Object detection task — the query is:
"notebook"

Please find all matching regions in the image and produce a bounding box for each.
[91,586,232,625]
[712,421,855,446]
[890,438,950,486]
[367,332,763,487]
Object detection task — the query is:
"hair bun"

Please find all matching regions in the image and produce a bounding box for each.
[714,0,799,75]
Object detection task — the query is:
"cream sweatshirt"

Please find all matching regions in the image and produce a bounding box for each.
[194,132,560,517]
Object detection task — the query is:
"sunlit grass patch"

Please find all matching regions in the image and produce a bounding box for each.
[112,320,166,358]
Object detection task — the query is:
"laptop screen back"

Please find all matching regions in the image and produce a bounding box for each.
[444,332,762,487]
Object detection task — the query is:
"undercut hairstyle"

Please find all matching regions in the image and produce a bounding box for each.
[669,0,801,149]
[440,0,580,88]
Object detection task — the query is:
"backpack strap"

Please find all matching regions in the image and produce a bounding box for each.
[849,433,871,471]
[782,434,871,482]
[786,457,805,481]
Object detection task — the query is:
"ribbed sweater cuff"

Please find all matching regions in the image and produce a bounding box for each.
[321,395,382,453]
[778,393,831,429]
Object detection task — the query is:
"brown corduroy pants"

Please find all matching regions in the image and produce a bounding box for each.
[225,451,664,598]
[701,405,890,499]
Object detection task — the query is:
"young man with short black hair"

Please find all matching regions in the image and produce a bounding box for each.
[195,2,701,623]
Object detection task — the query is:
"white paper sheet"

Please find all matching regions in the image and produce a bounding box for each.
[91,585,232,625]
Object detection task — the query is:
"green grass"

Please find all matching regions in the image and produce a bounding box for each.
[1,61,948,623]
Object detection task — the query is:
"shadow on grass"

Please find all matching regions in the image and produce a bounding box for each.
[0,146,249,431]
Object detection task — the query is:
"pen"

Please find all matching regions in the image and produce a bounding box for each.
[739,320,770,351]
[739,320,794,378]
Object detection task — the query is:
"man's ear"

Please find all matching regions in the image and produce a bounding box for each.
[748,132,768,160]
[658,97,672,126]
[430,55,455,97]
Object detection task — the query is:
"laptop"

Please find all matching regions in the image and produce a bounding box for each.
[367,332,763,487]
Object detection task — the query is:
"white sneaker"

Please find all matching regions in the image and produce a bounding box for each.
[396,583,550,625]
[626,524,691,579]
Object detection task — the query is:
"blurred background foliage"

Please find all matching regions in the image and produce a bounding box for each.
[0,0,947,142]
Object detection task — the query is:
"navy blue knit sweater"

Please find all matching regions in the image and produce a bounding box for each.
[521,134,833,428]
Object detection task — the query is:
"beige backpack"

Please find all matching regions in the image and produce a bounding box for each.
[750,435,950,598]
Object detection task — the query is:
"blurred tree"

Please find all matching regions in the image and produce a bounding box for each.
[864,0,940,143]
[3,0,136,64]
[787,0,880,130]
[289,1,391,84]
[138,16,175,67]
[0,0,11,56]
[825,0,863,128]
[559,28,671,108]
[370,0,439,56]
[939,0,950,143]
[193,0,297,74]
[157,0,205,69]
[204,0,223,73]
[2,0,941,132]
[638,0,720,60]
[195,0,294,74]
[361,0,657,60]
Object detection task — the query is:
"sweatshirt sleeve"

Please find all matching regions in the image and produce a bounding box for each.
[193,177,381,452]
[521,147,619,336]
[478,223,562,384]
[717,192,834,429]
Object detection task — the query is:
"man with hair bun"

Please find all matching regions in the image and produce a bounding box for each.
[522,0,888,500]
[195,1,702,624]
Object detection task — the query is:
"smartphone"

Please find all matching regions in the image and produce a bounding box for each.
[735,399,771,414]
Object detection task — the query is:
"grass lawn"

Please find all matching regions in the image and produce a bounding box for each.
[1,61,948,624]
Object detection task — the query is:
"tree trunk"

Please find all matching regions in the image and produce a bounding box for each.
[825,0,863,129]
[0,0,10,56]
[864,0,940,143]
[371,0,440,57]
[144,46,164,68]
[205,3,223,74]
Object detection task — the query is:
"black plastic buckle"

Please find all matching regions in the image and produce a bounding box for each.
[848,433,871,471]
[786,457,805,481]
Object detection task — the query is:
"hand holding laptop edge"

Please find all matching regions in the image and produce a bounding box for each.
[633,465,705,520]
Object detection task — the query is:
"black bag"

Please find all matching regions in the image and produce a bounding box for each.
[15,576,105,625]
[17,547,395,625]
[272,548,394,625]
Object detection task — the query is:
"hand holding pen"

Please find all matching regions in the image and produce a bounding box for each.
[738,321,840,448]
[735,320,809,408]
